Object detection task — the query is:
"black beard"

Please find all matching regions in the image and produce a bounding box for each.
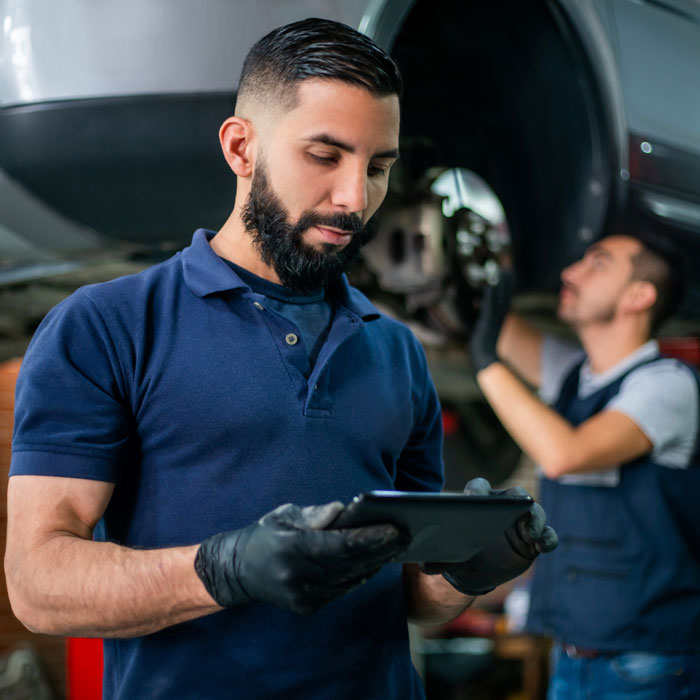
[241,163,378,294]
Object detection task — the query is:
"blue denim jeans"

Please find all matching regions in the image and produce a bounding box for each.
[548,643,700,700]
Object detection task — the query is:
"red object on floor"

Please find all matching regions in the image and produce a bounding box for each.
[67,638,103,700]
[659,337,700,368]
[438,607,499,638]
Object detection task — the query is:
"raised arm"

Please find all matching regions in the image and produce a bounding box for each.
[5,474,218,638]
[475,363,653,477]
[469,270,544,388]
[468,270,655,476]
[497,314,544,387]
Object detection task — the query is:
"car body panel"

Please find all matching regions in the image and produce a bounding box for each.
[0,0,379,106]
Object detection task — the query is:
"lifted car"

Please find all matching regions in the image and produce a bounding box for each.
[1,0,698,482]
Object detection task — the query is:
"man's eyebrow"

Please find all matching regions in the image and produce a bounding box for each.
[304,133,400,160]
[588,244,613,259]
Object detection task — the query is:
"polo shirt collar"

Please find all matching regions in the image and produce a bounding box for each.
[182,229,248,297]
[181,228,382,322]
[329,274,381,322]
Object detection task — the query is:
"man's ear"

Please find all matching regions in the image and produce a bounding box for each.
[219,117,254,177]
[622,280,657,314]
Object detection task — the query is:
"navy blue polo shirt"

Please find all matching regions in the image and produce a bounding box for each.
[11,229,444,700]
[221,257,333,371]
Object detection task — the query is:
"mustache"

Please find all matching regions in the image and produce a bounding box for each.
[295,211,365,235]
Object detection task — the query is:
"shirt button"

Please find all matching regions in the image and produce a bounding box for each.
[314,384,319,391]
[253,302,264,311]
[285,333,298,346]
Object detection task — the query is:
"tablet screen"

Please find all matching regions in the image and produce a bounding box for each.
[331,490,533,563]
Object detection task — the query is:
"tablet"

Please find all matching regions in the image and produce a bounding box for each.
[331,490,533,563]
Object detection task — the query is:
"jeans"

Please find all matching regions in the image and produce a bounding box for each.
[547,643,700,700]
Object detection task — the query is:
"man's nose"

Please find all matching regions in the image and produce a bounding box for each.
[561,259,582,284]
[330,164,368,214]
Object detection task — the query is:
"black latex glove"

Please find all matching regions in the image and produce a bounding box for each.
[469,268,516,373]
[194,502,408,614]
[425,477,557,596]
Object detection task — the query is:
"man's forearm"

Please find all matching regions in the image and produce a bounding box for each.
[476,362,654,477]
[476,361,577,477]
[403,564,474,625]
[6,535,221,638]
[497,314,544,387]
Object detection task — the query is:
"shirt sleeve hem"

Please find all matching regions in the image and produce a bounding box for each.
[10,449,121,482]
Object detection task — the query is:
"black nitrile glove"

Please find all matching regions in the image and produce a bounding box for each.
[469,268,516,373]
[194,502,408,614]
[424,477,557,596]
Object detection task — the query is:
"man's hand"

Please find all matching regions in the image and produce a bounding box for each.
[194,502,408,614]
[425,478,557,596]
[469,268,516,373]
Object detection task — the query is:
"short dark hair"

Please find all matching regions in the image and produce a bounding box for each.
[607,225,686,333]
[237,18,403,110]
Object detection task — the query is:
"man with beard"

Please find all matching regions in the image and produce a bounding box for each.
[469,231,700,699]
[5,18,556,700]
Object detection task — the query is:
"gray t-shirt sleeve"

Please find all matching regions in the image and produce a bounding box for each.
[539,335,586,405]
[605,359,699,468]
